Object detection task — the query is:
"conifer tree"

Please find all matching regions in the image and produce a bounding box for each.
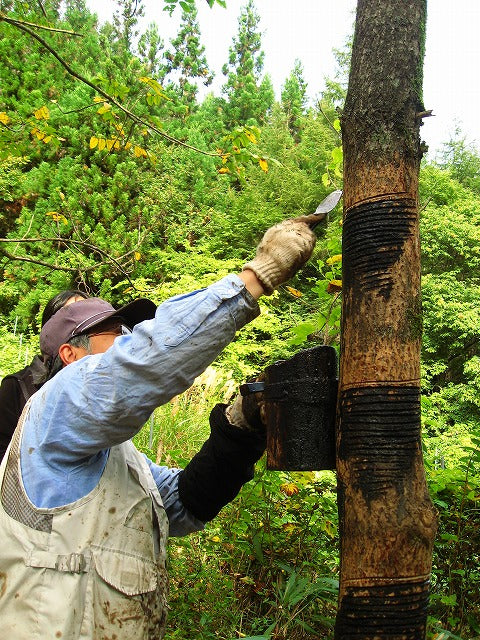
[64,0,98,32]
[163,5,213,106]
[221,0,274,128]
[281,59,308,141]
[138,22,165,76]
[112,0,145,56]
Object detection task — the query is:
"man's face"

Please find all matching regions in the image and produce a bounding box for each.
[87,319,130,354]
[69,320,129,360]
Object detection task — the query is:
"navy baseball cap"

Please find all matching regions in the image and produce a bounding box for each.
[40,297,157,358]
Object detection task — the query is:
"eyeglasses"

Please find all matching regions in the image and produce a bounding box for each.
[87,324,132,338]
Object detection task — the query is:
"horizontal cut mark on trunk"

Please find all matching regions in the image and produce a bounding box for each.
[339,386,421,500]
[343,199,417,300]
[336,580,429,636]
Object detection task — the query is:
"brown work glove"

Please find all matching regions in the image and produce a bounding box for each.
[225,376,266,432]
[243,219,316,295]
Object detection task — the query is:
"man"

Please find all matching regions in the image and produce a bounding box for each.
[0,289,89,461]
[0,218,316,639]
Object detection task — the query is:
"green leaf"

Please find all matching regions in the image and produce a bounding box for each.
[331,146,343,164]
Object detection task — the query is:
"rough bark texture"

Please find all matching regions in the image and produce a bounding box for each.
[335,1,437,638]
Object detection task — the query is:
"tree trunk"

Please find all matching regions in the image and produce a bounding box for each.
[335,1,437,638]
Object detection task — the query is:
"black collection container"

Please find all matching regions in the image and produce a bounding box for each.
[242,345,338,471]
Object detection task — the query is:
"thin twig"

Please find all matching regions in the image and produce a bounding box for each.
[0,248,134,278]
[0,237,137,287]
[1,13,82,36]
[36,1,48,20]
[0,250,78,272]
[318,104,342,140]
[0,15,221,158]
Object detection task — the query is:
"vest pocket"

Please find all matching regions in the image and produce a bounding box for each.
[92,546,157,595]
[87,546,167,639]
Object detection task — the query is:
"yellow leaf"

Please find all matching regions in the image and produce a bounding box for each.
[97,138,106,151]
[323,519,337,538]
[134,145,146,157]
[42,135,52,143]
[106,139,114,151]
[326,254,342,265]
[34,105,50,120]
[258,158,268,173]
[113,140,121,150]
[280,482,299,496]
[46,211,68,224]
[58,191,65,201]
[89,136,99,149]
[244,129,258,144]
[218,167,230,174]
[97,103,111,115]
[0,112,10,125]
[327,279,342,294]
[35,130,45,140]
[124,141,132,150]
[93,96,104,103]
[209,535,221,543]
[286,286,303,298]
[134,251,141,261]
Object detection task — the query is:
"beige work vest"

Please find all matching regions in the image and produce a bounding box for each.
[0,405,170,640]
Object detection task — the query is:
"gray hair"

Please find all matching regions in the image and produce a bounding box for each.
[45,333,92,382]
[68,334,91,352]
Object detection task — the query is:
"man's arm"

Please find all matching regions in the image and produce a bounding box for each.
[20,219,315,508]
[145,402,265,536]
[238,269,266,299]
[177,403,265,522]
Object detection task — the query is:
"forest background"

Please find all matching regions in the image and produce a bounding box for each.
[1,0,480,638]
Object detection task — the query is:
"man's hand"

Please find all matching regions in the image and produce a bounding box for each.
[225,376,266,432]
[243,219,316,294]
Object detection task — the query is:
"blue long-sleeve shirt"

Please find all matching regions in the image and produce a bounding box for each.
[19,275,260,535]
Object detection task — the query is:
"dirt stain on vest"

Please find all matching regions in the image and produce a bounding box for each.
[0,572,6,597]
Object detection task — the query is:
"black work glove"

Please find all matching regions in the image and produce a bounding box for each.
[178,401,266,523]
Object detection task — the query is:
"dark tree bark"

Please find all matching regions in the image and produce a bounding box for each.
[335,1,437,638]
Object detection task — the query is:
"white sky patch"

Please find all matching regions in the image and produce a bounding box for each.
[86,0,480,158]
